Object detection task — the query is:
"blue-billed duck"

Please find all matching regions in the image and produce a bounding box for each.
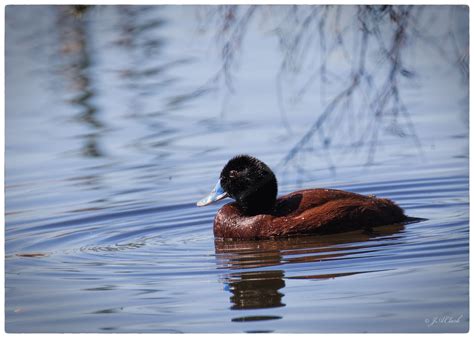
[197,155,407,240]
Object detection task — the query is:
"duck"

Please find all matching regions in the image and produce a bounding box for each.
[197,154,407,240]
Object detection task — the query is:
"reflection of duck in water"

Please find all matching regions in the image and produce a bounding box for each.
[198,155,408,240]
[215,223,404,312]
[225,270,286,310]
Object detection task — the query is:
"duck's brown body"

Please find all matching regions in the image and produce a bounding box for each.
[214,188,406,240]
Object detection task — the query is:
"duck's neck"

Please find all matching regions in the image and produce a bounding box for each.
[236,195,276,216]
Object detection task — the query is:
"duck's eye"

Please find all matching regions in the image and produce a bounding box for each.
[229,170,238,178]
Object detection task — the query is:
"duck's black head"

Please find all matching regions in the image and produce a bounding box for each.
[197,155,278,215]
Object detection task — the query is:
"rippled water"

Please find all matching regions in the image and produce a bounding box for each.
[5,5,469,333]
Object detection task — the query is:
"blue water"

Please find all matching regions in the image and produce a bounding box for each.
[5,5,469,332]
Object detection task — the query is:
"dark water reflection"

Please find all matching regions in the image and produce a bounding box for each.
[5,5,469,333]
[227,270,286,310]
[216,224,404,313]
[56,7,104,158]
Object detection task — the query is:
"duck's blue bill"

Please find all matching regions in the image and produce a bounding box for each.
[196,180,228,206]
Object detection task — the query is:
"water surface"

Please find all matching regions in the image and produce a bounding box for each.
[5,5,469,333]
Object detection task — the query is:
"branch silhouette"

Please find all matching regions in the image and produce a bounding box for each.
[197,5,468,166]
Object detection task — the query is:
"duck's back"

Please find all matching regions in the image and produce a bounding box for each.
[214,188,406,240]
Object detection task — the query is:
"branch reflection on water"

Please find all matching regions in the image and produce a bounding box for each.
[55,5,103,158]
[214,223,405,321]
[48,5,468,175]
[199,5,468,167]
